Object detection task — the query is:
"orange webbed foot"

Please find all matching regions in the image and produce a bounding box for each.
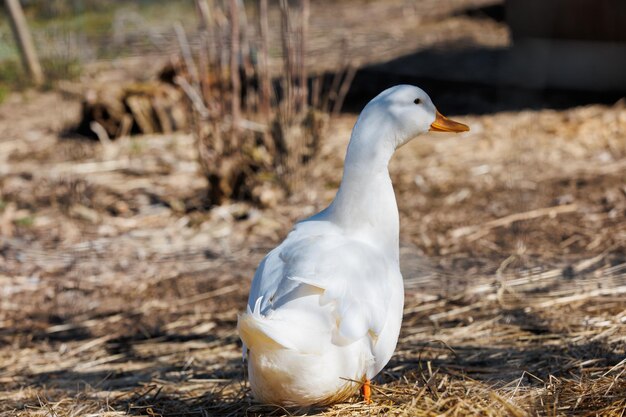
[362,378,371,404]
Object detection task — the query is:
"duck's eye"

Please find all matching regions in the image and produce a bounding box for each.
[413,98,421,105]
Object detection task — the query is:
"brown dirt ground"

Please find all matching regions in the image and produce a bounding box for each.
[1,88,625,416]
[1,1,626,416]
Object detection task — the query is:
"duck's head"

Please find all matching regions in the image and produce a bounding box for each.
[355,85,469,150]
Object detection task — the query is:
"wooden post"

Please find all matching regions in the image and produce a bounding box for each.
[4,0,44,86]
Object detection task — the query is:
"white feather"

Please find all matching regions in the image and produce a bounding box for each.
[237,85,458,406]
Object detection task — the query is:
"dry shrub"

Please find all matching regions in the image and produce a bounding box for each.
[175,0,349,207]
[196,108,327,207]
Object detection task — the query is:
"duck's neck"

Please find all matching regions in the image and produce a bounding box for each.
[326,117,400,260]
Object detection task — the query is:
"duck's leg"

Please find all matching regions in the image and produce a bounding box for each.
[362,379,371,404]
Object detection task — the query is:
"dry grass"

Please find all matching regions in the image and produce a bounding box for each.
[1,87,625,416]
[1,1,625,416]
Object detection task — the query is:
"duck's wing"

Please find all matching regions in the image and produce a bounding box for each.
[247,220,393,345]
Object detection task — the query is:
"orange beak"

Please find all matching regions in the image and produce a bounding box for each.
[429,110,469,133]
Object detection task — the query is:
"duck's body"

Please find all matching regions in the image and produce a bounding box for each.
[239,219,404,405]
[238,85,468,406]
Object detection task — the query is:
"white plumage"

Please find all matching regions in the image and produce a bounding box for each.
[238,85,469,406]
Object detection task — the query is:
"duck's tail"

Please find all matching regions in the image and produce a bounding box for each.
[238,297,299,356]
[237,297,367,406]
[238,296,328,356]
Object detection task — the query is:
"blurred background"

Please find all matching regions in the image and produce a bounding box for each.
[1,1,625,416]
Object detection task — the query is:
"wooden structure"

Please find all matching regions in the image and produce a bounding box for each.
[75,81,189,140]
[506,0,626,43]
[504,0,626,91]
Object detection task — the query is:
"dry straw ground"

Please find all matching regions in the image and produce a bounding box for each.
[1,88,625,417]
[1,1,626,416]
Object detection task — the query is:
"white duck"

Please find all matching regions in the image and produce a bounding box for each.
[238,85,469,406]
